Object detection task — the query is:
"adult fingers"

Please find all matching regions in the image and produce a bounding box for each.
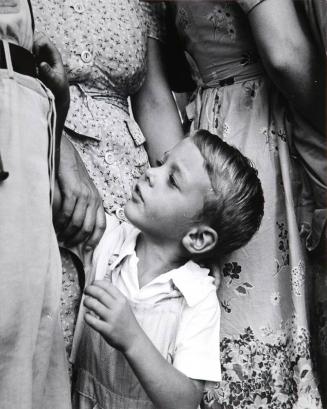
[52,179,62,218]
[64,199,97,247]
[85,204,106,249]
[33,32,62,68]
[58,194,88,243]
[54,191,77,236]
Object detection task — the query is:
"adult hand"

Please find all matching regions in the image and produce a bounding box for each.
[33,32,70,107]
[54,134,106,248]
[83,280,141,353]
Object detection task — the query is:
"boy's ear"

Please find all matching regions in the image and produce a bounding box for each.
[182,225,218,256]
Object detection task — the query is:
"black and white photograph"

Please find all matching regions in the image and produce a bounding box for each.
[0,0,326,408]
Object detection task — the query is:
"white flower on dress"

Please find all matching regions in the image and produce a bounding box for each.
[222,123,230,138]
[291,260,305,296]
[260,325,274,337]
[270,291,281,306]
[293,394,321,409]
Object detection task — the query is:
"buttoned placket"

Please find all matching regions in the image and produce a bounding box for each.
[69,0,94,66]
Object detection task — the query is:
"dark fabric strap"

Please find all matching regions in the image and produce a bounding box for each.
[26,0,35,31]
[0,40,37,77]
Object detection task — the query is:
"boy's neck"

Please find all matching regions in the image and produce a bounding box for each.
[135,233,186,289]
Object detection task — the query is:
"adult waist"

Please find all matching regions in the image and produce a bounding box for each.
[70,84,129,111]
[65,84,130,141]
[88,91,129,114]
[0,40,37,78]
[195,61,264,89]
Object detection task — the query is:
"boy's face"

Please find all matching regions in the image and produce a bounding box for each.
[125,137,212,242]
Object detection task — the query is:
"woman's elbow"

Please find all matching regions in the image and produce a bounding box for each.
[265,39,311,78]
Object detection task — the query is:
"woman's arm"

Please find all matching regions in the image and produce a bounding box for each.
[84,281,204,409]
[237,0,325,133]
[131,37,184,166]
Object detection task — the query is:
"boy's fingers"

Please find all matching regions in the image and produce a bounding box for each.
[83,296,109,320]
[84,284,115,306]
[84,312,110,336]
[93,280,123,299]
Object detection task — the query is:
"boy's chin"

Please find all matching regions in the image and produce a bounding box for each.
[124,201,140,224]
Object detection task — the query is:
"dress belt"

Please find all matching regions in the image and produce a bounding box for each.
[187,72,264,130]
[85,89,129,113]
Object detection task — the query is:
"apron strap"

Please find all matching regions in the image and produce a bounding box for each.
[26,0,35,32]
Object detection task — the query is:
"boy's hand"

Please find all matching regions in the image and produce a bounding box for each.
[33,32,69,107]
[84,280,141,352]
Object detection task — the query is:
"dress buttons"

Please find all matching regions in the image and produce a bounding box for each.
[81,50,92,63]
[74,2,85,13]
[105,152,115,165]
[115,207,126,221]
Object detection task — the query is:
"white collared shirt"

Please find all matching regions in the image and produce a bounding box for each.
[92,215,221,382]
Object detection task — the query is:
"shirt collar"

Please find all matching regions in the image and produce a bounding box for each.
[168,261,212,307]
[109,224,140,270]
[110,225,212,307]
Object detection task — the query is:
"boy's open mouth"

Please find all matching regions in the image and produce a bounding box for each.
[134,183,144,202]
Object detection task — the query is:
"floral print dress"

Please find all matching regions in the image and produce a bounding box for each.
[172,2,323,408]
[33,0,163,362]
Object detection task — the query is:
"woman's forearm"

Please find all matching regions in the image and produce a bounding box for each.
[238,0,325,133]
[131,38,184,166]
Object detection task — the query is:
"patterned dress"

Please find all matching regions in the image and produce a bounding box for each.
[171,2,323,408]
[33,0,163,361]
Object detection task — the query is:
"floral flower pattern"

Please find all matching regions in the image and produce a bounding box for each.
[203,318,321,409]
[33,0,164,359]
[174,2,322,406]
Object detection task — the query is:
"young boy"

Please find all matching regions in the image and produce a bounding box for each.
[71,130,264,409]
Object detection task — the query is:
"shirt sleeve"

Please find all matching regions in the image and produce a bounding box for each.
[173,287,221,382]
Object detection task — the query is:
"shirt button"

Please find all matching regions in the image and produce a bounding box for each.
[115,207,126,221]
[105,152,115,165]
[81,50,92,64]
[74,2,85,13]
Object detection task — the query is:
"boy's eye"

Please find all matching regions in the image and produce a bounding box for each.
[169,173,178,189]
[156,153,169,167]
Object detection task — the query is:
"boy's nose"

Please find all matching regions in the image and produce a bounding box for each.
[144,167,154,187]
